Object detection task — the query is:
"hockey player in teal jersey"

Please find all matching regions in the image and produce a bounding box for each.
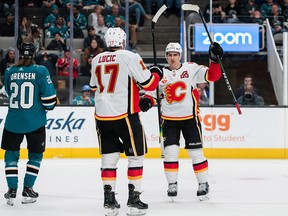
[1,42,57,206]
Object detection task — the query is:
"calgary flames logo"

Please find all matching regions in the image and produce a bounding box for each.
[164,82,186,104]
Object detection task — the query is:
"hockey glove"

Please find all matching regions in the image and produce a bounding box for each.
[139,98,152,112]
[150,65,163,80]
[209,42,223,63]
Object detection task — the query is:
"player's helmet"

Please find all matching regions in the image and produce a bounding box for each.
[19,42,36,59]
[104,27,126,49]
[165,42,182,56]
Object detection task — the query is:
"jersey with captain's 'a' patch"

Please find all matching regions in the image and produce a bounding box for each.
[90,49,159,120]
[4,64,57,133]
[145,62,210,120]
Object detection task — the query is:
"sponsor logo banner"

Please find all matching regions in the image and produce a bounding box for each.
[194,24,260,52]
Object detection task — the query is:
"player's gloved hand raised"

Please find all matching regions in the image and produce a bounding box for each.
[139,98,152,112]
[149,65,163,80]
[209,42,223,63]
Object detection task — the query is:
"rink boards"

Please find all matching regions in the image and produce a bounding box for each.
[0,106,288,159]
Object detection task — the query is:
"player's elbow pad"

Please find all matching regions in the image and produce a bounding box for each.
[42,96,57,110]
[207,62,221,81]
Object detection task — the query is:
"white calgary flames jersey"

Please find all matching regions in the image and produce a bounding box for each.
[147,62,209,120]
[90,50,155,120]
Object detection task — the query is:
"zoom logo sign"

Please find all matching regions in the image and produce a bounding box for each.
[202,32,252,45]
[194,24,259,52]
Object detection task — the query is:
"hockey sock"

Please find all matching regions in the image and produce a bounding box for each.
[23,151,43,188]
[101,152,120,191]
[188,149,208,183]
[164,145,179,184]
[4,151,20,189]
[127,156,144,192]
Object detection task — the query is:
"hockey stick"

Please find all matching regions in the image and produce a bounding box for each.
[151,4,167,158]
[182,4,242,115]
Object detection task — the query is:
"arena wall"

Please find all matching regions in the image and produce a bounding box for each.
[0,106,287,159]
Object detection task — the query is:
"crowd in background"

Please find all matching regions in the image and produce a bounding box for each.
[0,0,283,105]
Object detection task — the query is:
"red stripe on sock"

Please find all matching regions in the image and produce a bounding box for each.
[193,160,208,172]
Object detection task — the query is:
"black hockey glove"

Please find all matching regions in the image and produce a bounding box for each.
[209,42,223,63]
[139,98,152,112]
[150,65,163,80]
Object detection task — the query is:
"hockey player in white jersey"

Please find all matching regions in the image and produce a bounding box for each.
[139,42,223,201]
[90,27,163,216]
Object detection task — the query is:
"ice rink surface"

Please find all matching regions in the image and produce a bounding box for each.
[0,158,288,216]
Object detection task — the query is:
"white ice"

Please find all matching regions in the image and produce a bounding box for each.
[1,158,288,216]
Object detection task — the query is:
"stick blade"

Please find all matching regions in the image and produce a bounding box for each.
[181,4,200,12]
[152,4,167,24]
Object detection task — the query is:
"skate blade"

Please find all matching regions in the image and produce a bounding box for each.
[6,198,15,206]
[127,207,147,216]
[198,194,209,201]
[105,207,119,216]
[22,197,37,204]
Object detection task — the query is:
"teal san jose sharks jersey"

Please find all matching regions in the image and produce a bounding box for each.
[4,64,57,133]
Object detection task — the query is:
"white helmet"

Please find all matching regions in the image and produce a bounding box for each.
[165,42,182,56]
[104,27,126,49]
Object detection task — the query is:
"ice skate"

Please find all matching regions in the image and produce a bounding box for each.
[22,187,38,204]
[104,185,120,216]
[127,184,148,216]
[197,182,209,201]
[167,182,178,201]
[4,188,17,206]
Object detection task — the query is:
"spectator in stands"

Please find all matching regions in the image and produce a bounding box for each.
[268,3,288,35]
[19,16,32,41]
[240,0,260,22]
[0,47,15,75]
[144,0,164,15]
[82,38,103,75]
[56,47,79,87]
[237,84,265,105]
[113,16,138,50]
[119,0,152,29]
[88,5,103,29]
[197,86,209,106]
[83,26,105,49]
[83,0,102,10]
[47,15,69,39]
[197,83,210,99]
[36,52,58,77]
[261,0,281,18]
[281,0,288,22]
[42,0,56,8]
[61,0,83,10]
[20,0,41,7]
[203,1,226,23]
[72,85,95,105]
[81,54,94,76]
[95,15,108,40]
[105,4,138,50]
[235,74,260,99]
[212,3,226,23]
[105,4,125,28]
[3,0,15,9]
[165,0,181,16]
[46,32,67,51]
[44,4,60,29]
[23,25,45,54]
[248,10,264,30]
[0,12,15,36]
[67,5,88,38]
[224,0,241,23]
[203,0,220,22]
